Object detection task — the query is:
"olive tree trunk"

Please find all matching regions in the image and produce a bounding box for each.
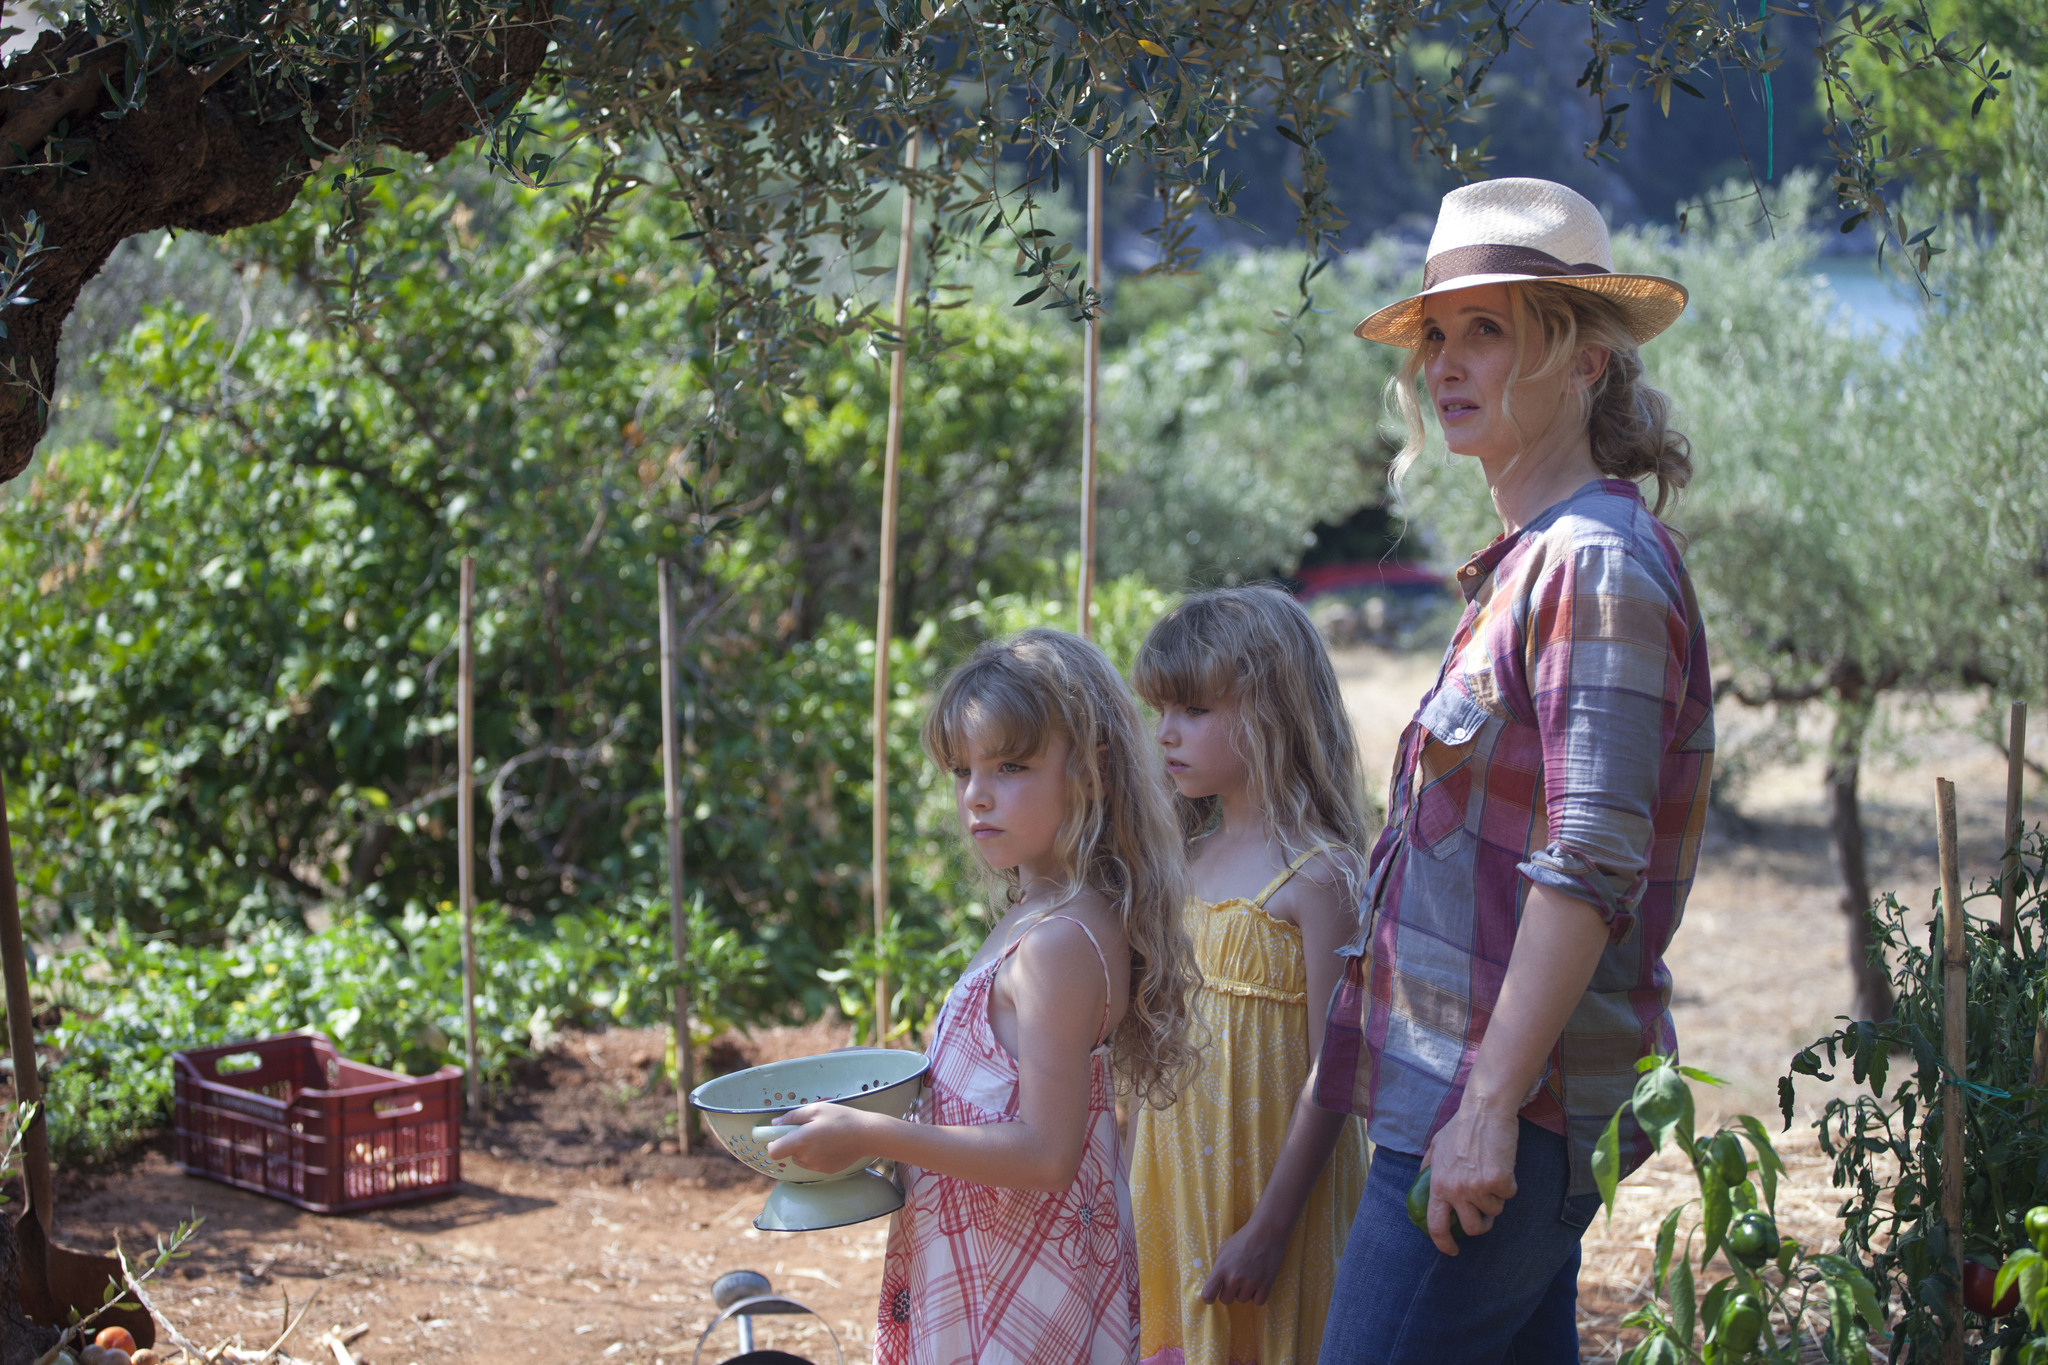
[1826,680,1894,1022]
[0,1214,59,1365]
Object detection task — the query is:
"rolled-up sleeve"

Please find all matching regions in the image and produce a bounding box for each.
[1515,542,1688,940]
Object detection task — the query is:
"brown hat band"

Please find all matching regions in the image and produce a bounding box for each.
[1420,243,1610,290]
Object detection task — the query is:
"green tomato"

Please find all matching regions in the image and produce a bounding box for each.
[1717,1292,1766,1360]
[1709,1131,1749,1186]
[2028,1205,2048,1253]
[1405,1167,1464,1243]
[1727,1211,1782,1269]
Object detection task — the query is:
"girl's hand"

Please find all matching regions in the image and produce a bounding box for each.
[1419,1101,1519,1256]
[1199,1218,1287,1305]
[763,1102,883,1173]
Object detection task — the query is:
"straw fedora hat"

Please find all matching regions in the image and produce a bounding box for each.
[1355,178,1687,348]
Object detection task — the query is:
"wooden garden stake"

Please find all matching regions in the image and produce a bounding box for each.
[2000,701,2026,949]
[872,131,919,1047]
[658,558,693,1150]
[1934,777,1966,1365]
[1077,142,1104,640]
[458,554,480,1114]
[0,769,52,1227]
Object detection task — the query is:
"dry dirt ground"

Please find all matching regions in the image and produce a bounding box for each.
[37,644,2048,1363]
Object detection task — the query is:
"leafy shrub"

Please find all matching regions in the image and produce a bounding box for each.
[31,894,765,1164]
[0,155,1075,981]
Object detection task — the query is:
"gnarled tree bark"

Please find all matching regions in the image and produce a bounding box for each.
[0,0,555,483]
[1825,668,1894,1023]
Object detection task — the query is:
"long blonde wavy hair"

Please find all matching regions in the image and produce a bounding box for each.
[922,628,1199,1110]
[1389,279,1694,515]
[1132,586,1374,906]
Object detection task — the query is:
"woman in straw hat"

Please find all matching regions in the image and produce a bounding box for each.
[1311,178,1715,1361]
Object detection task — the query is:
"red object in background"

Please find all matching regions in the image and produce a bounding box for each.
[172,1030,462,1213]
[1963,1259,2020,1316]
[1293,562,1448,602]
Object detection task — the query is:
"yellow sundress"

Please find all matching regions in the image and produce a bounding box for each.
[1130,848,1371,1365]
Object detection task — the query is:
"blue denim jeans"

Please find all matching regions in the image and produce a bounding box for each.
[1320,1119,1601,1364]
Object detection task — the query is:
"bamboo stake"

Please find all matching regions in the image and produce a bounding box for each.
[2000,701,2027,949]
[2034,1002,2046,1098]
[658,558,693,1151]
[1077,143,1104,640]
[1934,777,1966,1365]
[0,770,51,1228]
[873,131,919,1047]
[458,554,480,1115]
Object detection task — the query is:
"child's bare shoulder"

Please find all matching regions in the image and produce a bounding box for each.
[1265,845,1365,930]
[1019,888,1123,958]
[1003,896,1126,1018]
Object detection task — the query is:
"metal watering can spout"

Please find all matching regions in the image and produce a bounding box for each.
[693,1269,843,1365]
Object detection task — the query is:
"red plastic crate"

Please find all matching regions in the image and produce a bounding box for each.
[172,1030,463,1213]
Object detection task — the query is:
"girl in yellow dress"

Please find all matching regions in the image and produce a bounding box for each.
[1129,585,1374,1365]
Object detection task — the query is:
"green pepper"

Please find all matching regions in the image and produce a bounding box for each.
[1708,1131,1749,1186]
[1726,1211,1781,1269]
[1405,1167,1464,1243]
[2028,1205,2048,1253]
[1717,1292,1765,1360]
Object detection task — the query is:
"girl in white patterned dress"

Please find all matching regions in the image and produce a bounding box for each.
[769,628,1199,1365]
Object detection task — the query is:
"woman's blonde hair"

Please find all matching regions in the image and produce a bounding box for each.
[1389,279,1694,515]
[1131,586,1374,905]
[922,628,1198,1109]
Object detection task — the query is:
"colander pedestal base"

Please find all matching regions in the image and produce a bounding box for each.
[755,1170,904,1232]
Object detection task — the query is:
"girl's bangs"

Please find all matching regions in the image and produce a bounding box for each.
[1132,607,1241,710]
[924,663,1056,768]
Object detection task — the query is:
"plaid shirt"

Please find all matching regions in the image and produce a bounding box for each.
[1315,479,1715,1197]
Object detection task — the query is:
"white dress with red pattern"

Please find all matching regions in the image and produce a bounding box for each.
[875,913,1138,1365]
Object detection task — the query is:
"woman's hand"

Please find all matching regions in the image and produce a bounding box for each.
[1419,1099,1520,1256]
[1199,1216,1289,1305]
[763,1102,884,1172]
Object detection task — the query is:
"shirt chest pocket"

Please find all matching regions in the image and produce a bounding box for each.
[1409,686,1496,858]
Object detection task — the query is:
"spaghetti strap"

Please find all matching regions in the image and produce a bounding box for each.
[1001,913,1116,1048]
[1252,843,1333,910]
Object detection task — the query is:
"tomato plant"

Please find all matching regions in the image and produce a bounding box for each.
[1782,836,2048,1364]
[1595,1057,1883,1364]
[1993,1206,2048,1364]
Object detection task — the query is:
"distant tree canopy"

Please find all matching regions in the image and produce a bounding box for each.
[0,0,2012,482]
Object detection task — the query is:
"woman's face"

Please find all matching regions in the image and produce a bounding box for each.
[1419,283,1596,463]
